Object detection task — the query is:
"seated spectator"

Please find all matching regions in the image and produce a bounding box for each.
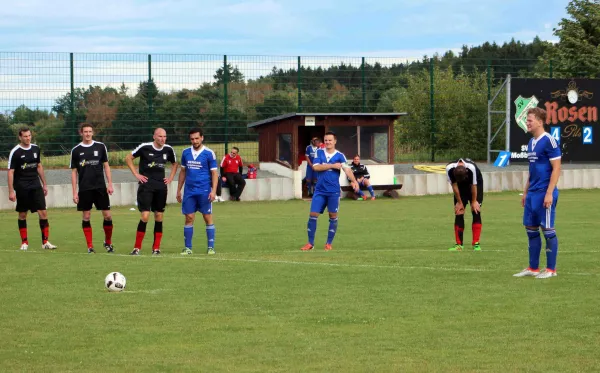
[349,155,375,200]
[220,147,246,201]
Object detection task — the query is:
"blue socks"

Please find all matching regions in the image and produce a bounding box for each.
[184,225,193,249]
[526,228,542,270]
[307,216,317,245]
[367,185,375,197]
[543,229,558,271]
[206,224,216,249]
[327,218,338,244]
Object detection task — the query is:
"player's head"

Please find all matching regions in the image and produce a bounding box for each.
[18,127,32,146]
[230,146,239,157]
[454,165,467,183]
[526,108,547,135]
[323,131,336,150]
[352,154,360,165]
[311,137,320,146]
[79,123,94,142]
[189,127,204,149]
[153,128,167,147]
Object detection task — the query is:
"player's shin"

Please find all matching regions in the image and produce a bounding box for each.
[184,225,193,249]
[103,219,113,245]
[307,216,317,245]
[472,212,482,245]
[526,228,542,270]
[152,221,163,250]
[454,215,464,245]
[326,218,338,245]
[206,224,215,249]
[82,220,93,248]
[134,220,147,249]
[18,219,28,244]
[543,229,558,271]
[39,219,49,244]
[367,185,375,197]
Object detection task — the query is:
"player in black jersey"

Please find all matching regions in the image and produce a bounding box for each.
[70,123,114,254]
[7,128,57,251]
[125,128,178,255]
[445,158,484,252]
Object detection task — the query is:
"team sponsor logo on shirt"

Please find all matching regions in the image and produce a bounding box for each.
[163,154,167,160]
[33,153,37,158]
[80,159,101,167]
[21,163,37,170]
[94,151,98,156]
[147,161,165,169]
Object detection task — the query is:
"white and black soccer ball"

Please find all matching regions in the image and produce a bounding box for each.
[104,272,127,292]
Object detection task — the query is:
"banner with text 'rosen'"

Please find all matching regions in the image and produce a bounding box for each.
[510,78,599,162]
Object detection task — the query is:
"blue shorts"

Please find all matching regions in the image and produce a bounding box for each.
[182,193,212,215]
[523,189,558,228]
[310,193,340,214]
[306,164,316,181]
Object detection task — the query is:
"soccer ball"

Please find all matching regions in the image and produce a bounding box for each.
[104,272,127,292]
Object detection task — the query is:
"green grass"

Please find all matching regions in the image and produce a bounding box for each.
[1,190,600,372]
[0,141,259,168]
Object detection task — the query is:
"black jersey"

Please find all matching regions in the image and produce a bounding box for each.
[8,144,42,190]
[70,141,109,191]
[350,163,370,179]
[131,142,177,190]
[446,158,483,187]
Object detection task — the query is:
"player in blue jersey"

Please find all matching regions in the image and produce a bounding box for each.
[176,128,218,255]
[300,132,359,251]
[305,137,321,197]
[513,107,562,279]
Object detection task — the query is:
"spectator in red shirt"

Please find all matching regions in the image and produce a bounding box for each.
[220,147,246,201]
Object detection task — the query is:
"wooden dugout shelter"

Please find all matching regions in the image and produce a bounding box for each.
[247,113,407,170]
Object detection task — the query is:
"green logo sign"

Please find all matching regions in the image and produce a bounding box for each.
[514,95,539,132]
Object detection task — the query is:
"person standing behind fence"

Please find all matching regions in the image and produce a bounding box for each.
[220,147,246,201]
[125,128,178,255]
[70,123,115,254]
[7,128,57,251]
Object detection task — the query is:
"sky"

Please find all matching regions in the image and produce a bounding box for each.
[0,0,571,58]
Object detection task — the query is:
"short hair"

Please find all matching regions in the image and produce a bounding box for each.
[527,107,547,123]
[79,123,93,132]
[454,165,467,183]
[189,127,203,136]
[353,154,360,159]
[18,127,31,136]
[324,131,336,140]
[232,146,239,152]
[153,127,166,135]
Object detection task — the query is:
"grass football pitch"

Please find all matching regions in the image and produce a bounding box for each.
[1,190,599,372]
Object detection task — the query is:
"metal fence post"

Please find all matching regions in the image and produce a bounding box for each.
[147,54,153,128]
[297,56,302,112]
[487,59,491,101]
[69,53,75,148]
[361,57,366,113]
[429,58,436,162]
[224,55,229,154]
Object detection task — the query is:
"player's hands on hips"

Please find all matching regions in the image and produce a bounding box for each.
[454,202,465,215]
[8,191,16,202]
[208,191,216,202]
[176,191,182,203]
[163,177,172,185]
[135,173,148,183]
[107,185,114,195]
[543,192,553,208]
[471,201,481,214]
[43,185,48,196]
[73,194,79,204]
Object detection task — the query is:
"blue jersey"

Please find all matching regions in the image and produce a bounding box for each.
[313,149,348,195]
[180,146,218,194]
[305,145,318,164]
[527,132,561,193]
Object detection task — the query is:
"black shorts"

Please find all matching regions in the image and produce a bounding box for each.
[15,188,46,213]
[78,189,110,211]
[137,185,167,213]
[453,185,484,206]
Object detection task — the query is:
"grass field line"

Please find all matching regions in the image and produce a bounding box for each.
[2,249,596,276]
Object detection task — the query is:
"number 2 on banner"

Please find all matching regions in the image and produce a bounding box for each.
[583,126,593,144]
[550,127,561,144]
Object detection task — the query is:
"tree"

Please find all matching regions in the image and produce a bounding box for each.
[254,91,296,120]
[213,64,244,85]
[542,0,600,77]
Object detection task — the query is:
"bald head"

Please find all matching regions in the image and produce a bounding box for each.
[153,128,167,147]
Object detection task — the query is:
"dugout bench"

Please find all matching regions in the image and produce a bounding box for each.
[341,183,403,199]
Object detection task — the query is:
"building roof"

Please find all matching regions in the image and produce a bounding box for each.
[247,112,407,128]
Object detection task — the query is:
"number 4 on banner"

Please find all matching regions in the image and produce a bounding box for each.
[493,151,511,167]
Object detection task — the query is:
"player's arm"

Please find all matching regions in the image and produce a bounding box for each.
[451,183,462,205]
[71,168,79,203]
[470,183,480,213]
[305,148,313,167]
[343,165,359,192]
[209,169,218,202]
[7,169,16,201]
[176,166,185,203]
[37,163,48,196]
[312,163,338,172]
[521,179,530,207]
[544,158,561,208]
[103,162,114,195]
[165,161,178,184]
[125,152,147,183]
